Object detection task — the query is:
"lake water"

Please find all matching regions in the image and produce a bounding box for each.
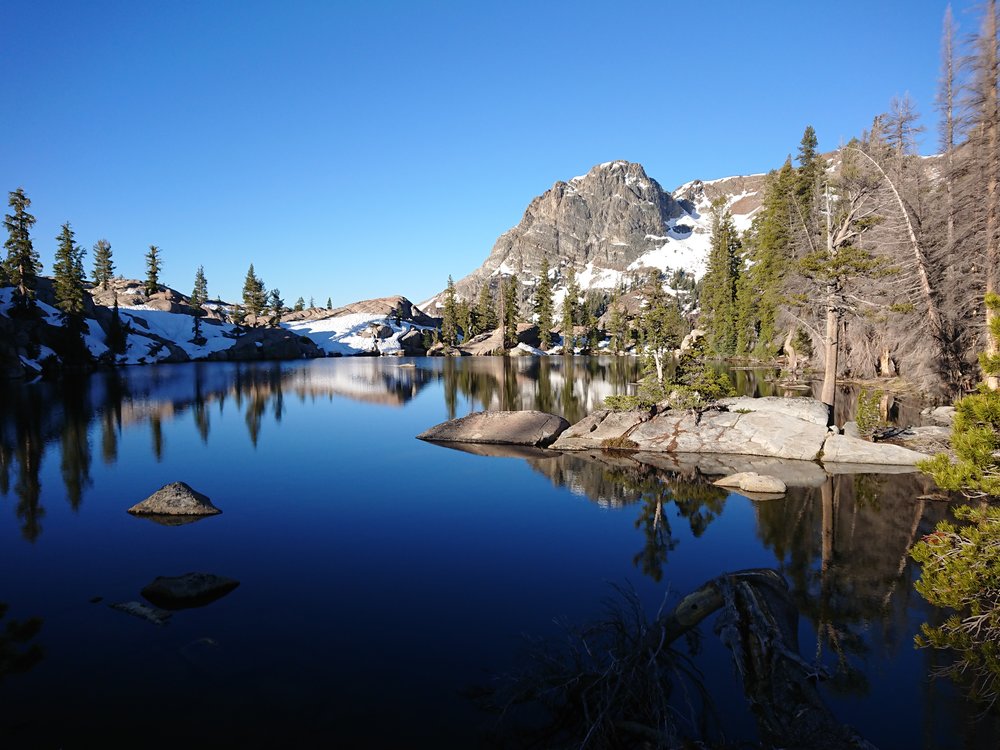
[0,356,996,748]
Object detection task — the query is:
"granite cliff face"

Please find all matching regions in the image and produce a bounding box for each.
[426,161,766,309]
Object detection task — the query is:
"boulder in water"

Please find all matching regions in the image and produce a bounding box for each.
[128,482,221,517]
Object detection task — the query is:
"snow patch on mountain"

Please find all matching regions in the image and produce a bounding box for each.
[285,312,432,356]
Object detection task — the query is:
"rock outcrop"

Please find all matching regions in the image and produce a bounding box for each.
[417,410,570,448]
[553,400,829,461]
[459,323,542,356]
[127,482,221,517]
[212,327,324,362]
[441,162,683,304]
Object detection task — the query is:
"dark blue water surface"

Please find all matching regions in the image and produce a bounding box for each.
[0,357,997,748]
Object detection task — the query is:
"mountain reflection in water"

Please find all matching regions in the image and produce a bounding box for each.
[0,357,996,747]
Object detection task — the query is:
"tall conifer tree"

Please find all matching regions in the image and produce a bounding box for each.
[561,268,579,351]
[191,265,208,308]
[242,264,267,320]
[535,258,554,349]
[441,275,459,345]
[700,200,742,356]
[475,282,496,332]
[144,245,162,296]
[92,239,114,290]
[53,223,87,320]
[4,188,39,308]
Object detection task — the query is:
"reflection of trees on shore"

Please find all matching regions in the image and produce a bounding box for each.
[0,359,438,540]
[526,451,728,581]
[0,602,43,684]
[754,473,946,696]
[435,355,643,423]
[59,376,92,510]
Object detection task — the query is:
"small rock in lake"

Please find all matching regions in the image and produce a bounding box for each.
[714,471,787,495]
[127,482,221,517]
[110,601,172,626]
[141,572,240,610]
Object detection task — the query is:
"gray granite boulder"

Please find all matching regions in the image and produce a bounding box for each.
[128,482,221,516]
[418,410,570,447]
[922,405,957,426]
[554,398,830,460]
[621,406,828,461]
[821,433,930,465]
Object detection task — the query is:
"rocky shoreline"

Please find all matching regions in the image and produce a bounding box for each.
[417,397,950,494]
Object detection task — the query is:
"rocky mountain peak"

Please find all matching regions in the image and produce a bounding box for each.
[423,162,767,311]
[441,160,682,303]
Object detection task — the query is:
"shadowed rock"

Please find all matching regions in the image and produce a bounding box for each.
[127,482,221,517]
[417,410,570,447]
[141,573,240,610]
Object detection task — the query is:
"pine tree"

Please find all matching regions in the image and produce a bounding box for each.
[4,188,40,308]
[309,296,315,309]
[105,292,128,355]
[242,264,267,321]
[144,245,162,296]
[92,239,114,290]
[441,275,459,346]
[502,276,520,349]
[608,295,629,353]
[293,297,305,312]
[475,282,496,332]
[326,297,333,310]
[456,299,472,342]
[53,223,87,320]
[795,125,821,225]
[700,199,742,356]
[191,265,208,308]
[268,288,284,327]
[535,257,554,349]
[561,268,579,351]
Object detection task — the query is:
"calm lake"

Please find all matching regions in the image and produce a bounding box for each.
[0,356,997,748]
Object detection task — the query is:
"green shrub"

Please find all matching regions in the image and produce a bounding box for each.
[910,505,1000,707]
[600,435,639,451]
[603,394,655,412]
[856,388,886,440]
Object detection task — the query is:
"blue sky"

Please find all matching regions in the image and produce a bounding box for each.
[1,0,979,305]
